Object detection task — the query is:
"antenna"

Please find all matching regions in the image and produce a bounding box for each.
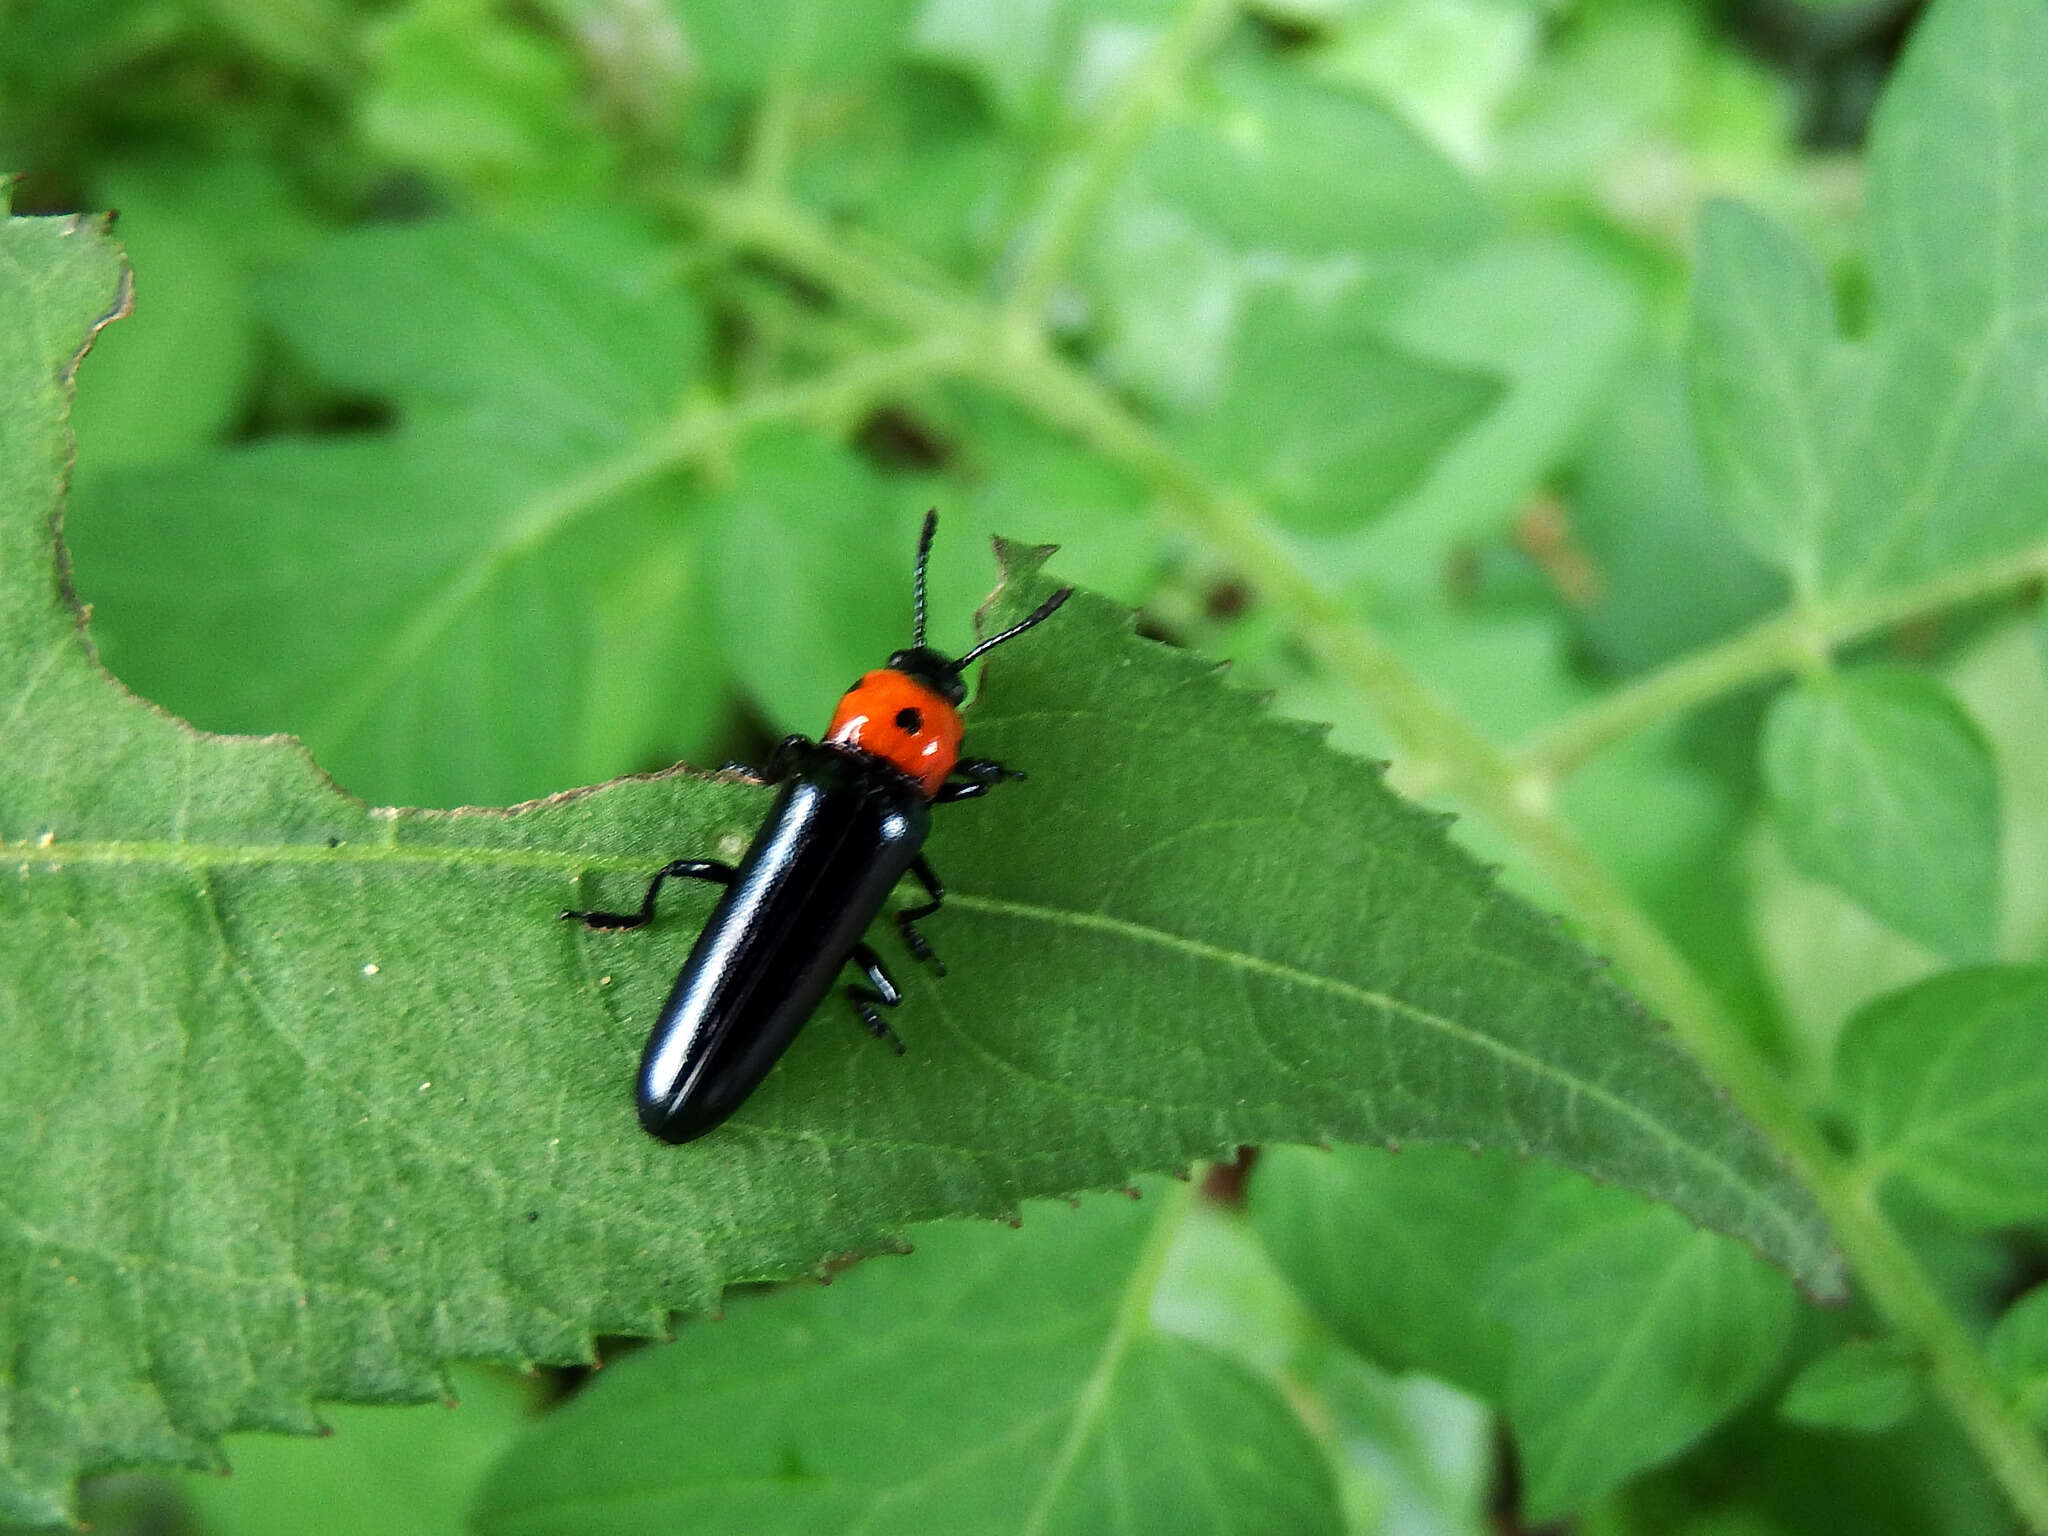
[953,587,1074,671]
[911,509,938,648]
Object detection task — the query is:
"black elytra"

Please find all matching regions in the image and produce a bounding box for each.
[562,512,1072,1143]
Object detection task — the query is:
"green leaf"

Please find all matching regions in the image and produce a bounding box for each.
[3,210,1834,1518]
[69,217,712,808]
[1171,286,1501,534]
[1486,1175,1798,1521]
[1949,619,2048,968]
[1252,1146,1800,1518]
[474,1188,1344,1536]
[1777,1339,1922,1434]
[1762,666,1999,961]
[791,74,1026,279]
[67,165,262,472]
[362,0,620,200]
[1087,51,1492,411]
[674,0,921,87]
[934,387,1158,607]
[912,0,1177,129]
[1686,198,1860,594]
[179,1364,536,1536]
[709,429,921,733]
[1291,1348,1493,1536]
[1370,237,1641,556]
[1687,0,2048,594]
[1131,54,1493,273]
[1987,1286,2048,1432]
[1248,1144,1518,1400]
[1836,966,2048,1226]
[1307,0,1539,171]
[1571,353,1788,676]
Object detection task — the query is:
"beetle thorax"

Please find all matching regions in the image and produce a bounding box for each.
[825,669,964,797]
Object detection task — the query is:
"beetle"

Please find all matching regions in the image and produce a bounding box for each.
[562,511,1072,1143]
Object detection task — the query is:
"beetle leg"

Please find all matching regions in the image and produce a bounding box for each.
[718,734,811,785]
[896,855,947,976]
[762,734,811,784]
[933,757,1023,805]
[845,943,907,1056]
[561,859,736,930]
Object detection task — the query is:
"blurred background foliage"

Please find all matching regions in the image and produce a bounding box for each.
[7,0,1899,814]
[13,0,2048,1531]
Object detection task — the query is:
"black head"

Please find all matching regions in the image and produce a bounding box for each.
[888,644,968,707]
[901,509,1071,703]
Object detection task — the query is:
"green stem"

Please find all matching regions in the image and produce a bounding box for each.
[1519,539,2048,781]
[745,44,806,199]
[1000,0,1240,336]
[681,183,976,336]
[683,186,2048,1536]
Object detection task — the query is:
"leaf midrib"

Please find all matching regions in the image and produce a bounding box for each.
[3,834,671,877]
[10,837,1818,1272]
[961,894,1820,1270]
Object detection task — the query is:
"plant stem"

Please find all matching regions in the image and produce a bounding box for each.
[677,159,2048,1536]
[999,0,1240,336]
[1519,540,2048,781]
[745,47,805,200]
[682,183,977,336]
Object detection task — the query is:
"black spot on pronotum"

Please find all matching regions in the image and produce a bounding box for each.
[895,706,924,734]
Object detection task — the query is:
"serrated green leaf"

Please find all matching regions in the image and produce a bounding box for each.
[1762,666,1999,961]
[1486,1175,1797,1521]
[3,210,1834,1519]
[1987,1286,2048,1432]
[1777,1339,1922,1434]
[474,1188,1342,1536]
[1248,1144,1518,1400]
[1836,966,2048,1226]
[1687,0,2048,595]
[69,217,712,808]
